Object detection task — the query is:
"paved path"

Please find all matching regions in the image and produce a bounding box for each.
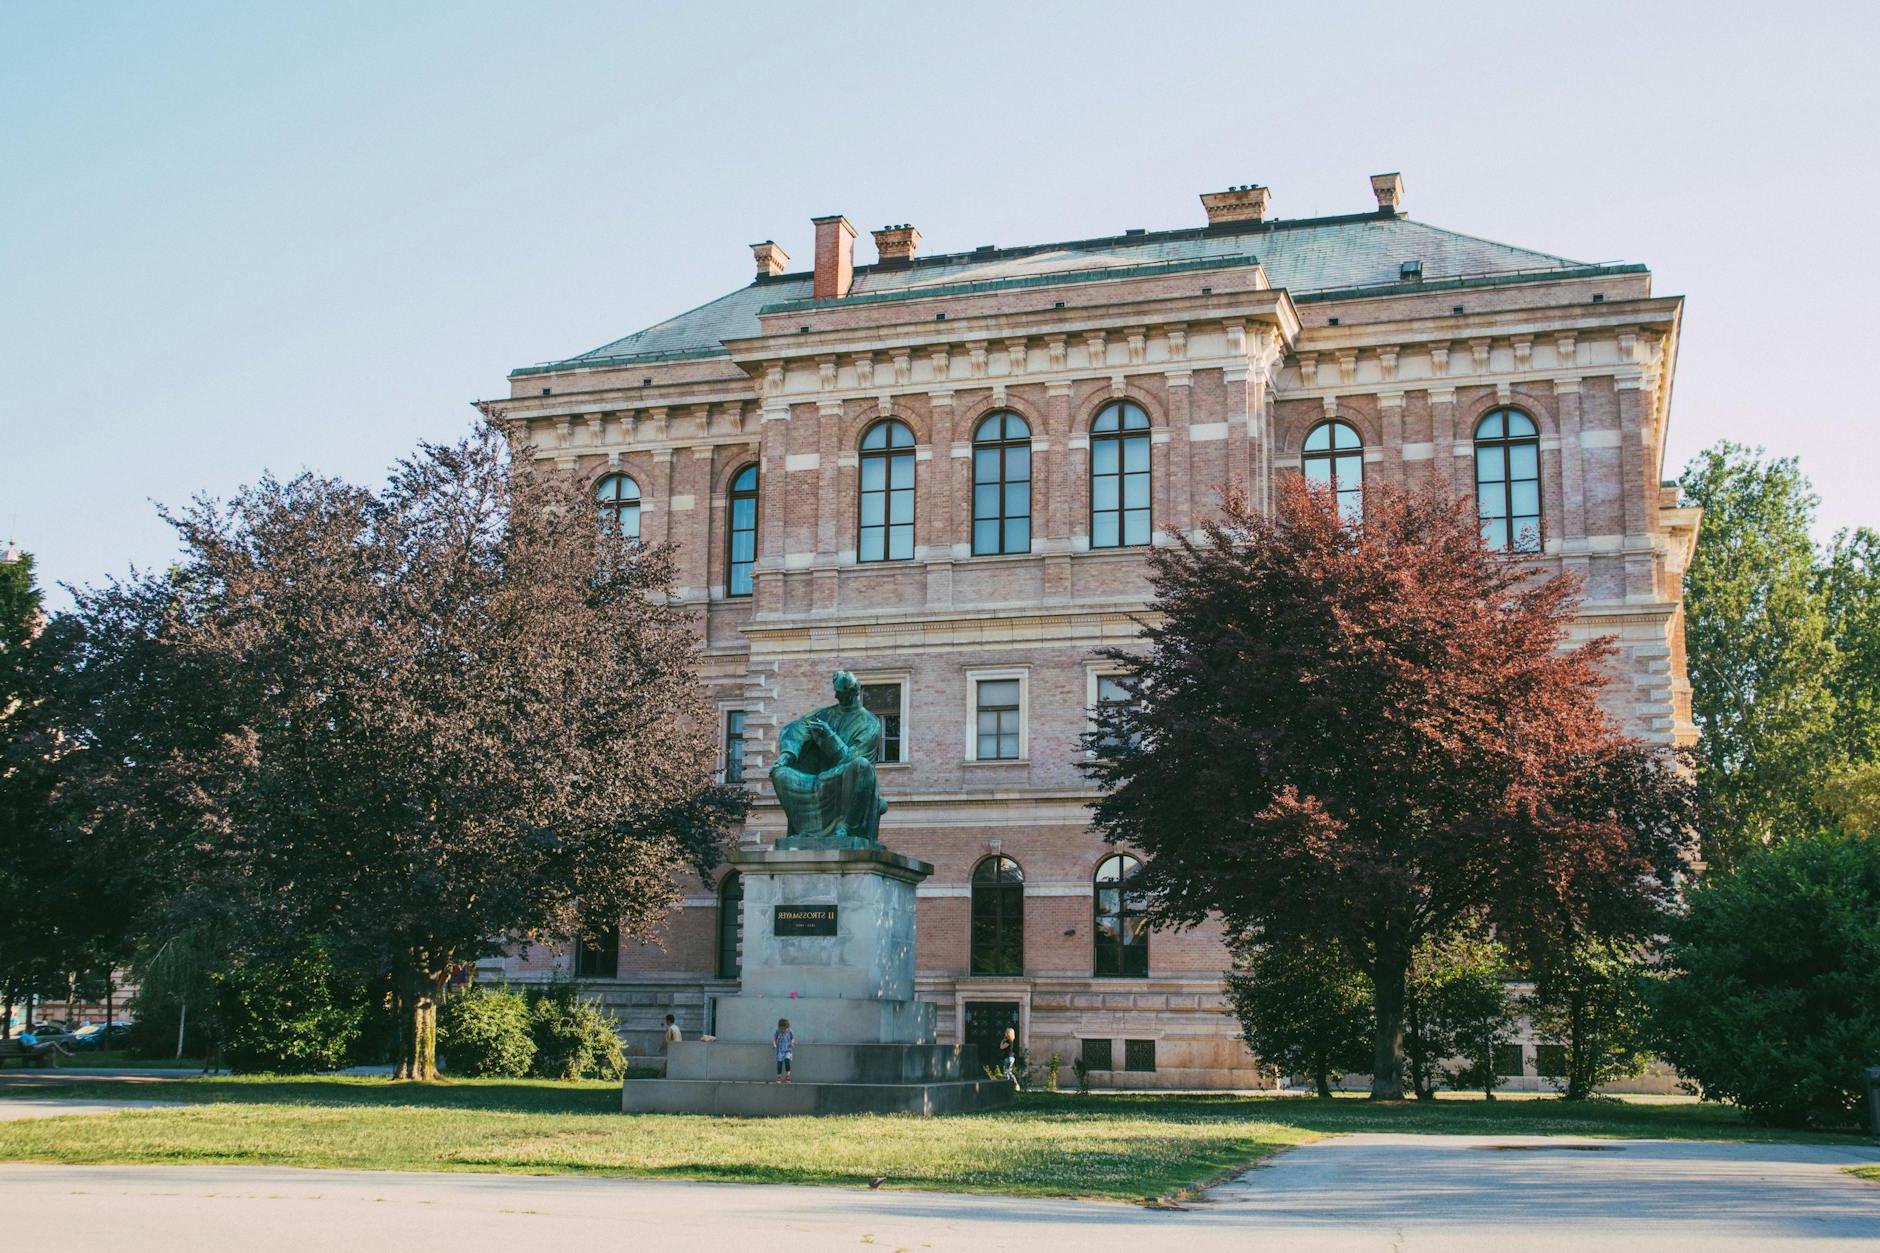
[0,1098,180,1121]
[3,1134,1878,1251]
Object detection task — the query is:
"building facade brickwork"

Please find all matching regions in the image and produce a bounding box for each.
[486,176,1698,1089]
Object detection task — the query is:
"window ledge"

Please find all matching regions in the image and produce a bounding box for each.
[964,758,1029,767]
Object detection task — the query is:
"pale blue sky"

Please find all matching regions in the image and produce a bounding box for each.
[4,1,1874,604]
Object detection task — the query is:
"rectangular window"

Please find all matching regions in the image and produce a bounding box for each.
[1091,431,1152,548]
[1535,1043,1567,1080]
[859,449,915,562]
[1091,672,1137,751]
[1080,1037,1113,1072]
[975,678,1022,760]
[727,485,757,596]
[1494,1044,1526,1078]
[575,929,619,978]
[723,710,747,784]
[1124,1039,1157,1073]
[860,681,905,764]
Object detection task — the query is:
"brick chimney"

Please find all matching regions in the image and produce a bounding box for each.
[751,240,790,278]
[812,215,857,299]
[1200,184,1270,225]
[872,224,921,267]
[1371,172,1405,214]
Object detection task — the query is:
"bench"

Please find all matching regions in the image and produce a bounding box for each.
[0,1038,67,1068]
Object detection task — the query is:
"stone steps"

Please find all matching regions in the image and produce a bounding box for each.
[621,1076,1015,1117]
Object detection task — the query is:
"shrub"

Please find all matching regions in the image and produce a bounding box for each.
[1403,932,1514,1101]
[214,943,365,1074]
[527,983,626,1081]
[439,987,535,1078]
[1650,831,1880,1128]
[1529,939,1654,1100]
[1224,937,1372,1097]
[1428,936,1519,1099]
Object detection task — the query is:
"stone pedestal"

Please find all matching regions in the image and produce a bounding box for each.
[622,846,1013,1117]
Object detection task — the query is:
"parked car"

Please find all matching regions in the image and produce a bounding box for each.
[70,1023,134,1050]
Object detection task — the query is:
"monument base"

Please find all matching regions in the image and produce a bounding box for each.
[623,1074,1015,1116]
[621,846,1012,1117]
[712,994,934,1045]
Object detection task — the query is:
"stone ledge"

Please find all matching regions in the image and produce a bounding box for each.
[731,845,935,881]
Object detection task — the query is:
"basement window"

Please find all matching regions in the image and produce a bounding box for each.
[1080,1038,1113,1072]
[1124,1039,1157,1072]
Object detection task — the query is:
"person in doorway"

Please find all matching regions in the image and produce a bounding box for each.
[773,1018,795,1084]
[997,1026,1020,1088]
[663,1014,681,1051]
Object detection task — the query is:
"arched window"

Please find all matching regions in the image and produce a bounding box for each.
[1093,853,1149,977]
[1302,420,1364,523]
[1090,401,1151,548]
[970,856,1025,975]
[595,473,641,539]
[971,412,1031,555]
[716,870,743,980]
[1474,409,1542,553]
[858,419,916,562]
[726,464,758,597]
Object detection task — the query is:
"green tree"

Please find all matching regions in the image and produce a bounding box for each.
[1678,444,1841,862]
[59,421,746,1080]
[1649,830,1880,1128]
[1223,936,1372,1097]
[1528,938,1653,1100]
[0,543,49,1030]
[1819,759,1880,836]
[0,546,140,1034]
[1821,527,1880,765]
[127,930,220,1060]
[0,541,39,714]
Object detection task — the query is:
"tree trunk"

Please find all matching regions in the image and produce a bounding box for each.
[175,999,187,1060]
[394,963,441,1082]
[2,995,12,1039]
[1314,1055,1332,1099]
[1370,945,1409,1100]
[1564,992,1589,1101]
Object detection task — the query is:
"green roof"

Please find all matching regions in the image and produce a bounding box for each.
[512,212,1600,377]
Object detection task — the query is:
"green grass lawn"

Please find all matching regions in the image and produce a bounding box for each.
[0,1078,1865,1201]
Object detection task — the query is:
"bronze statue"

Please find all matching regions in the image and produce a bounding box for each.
[770,670,887,848]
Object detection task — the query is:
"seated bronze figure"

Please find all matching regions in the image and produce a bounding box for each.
[769,670,888,849]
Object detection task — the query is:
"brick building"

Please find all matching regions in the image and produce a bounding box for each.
[487,174,1698,1089]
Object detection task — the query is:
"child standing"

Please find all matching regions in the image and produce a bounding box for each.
[773,1018,795,1083]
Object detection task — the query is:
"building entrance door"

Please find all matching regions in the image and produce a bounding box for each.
[963,1001,1021,1074]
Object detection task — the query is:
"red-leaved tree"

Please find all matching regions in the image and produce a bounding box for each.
[1085,479,1694,1098]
